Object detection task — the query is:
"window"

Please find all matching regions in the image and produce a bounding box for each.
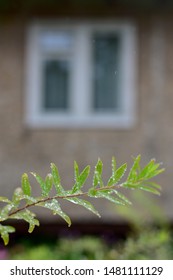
[25,22,137,128]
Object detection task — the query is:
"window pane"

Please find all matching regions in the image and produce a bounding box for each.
[93,34,120,111]
[43,60,69,110]
[40,32,74,52]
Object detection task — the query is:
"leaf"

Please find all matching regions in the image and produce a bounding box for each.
[150,168,165,179]
[31,172,53,197]
[111,157,116,175]
[107,157,117,186]
[145,168,165,180]
[148,182,162,190]
[127,155,141,182]
[21,173,31,196]
[107,163,127,186]
[0,224,15,245]
[0,204,15,220]
[74,161,79,181]
[22,195,38,204]
[112,190,132,205]
[50,163,64,194]
[11,210,40,233]
[138,159,164,180]
[12,189,38,206]
[92,158,104,188]
[72,165,90,193]
[122,182,140,189]
[28,220,40,233]
[31,172,46,196]
[138,159,154,179]
[42,199,71,226]
[45,173,53,196]
[138,185,161,195]
[12,188,24,205]
[95,190,126,205]
[66,197,100,217]
[0,196,11,204]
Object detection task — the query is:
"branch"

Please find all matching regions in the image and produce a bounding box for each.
[0,155,165,245]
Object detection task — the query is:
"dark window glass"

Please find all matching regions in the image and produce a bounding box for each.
[93,34,120,111]
[43,60,69,110]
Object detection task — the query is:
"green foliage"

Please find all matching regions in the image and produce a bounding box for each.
[9,229,173,260]
[0,155,164,245]
[115,228,172,260]
[9,236,108,260]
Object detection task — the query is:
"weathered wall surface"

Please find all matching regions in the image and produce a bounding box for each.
[0,15,173,224]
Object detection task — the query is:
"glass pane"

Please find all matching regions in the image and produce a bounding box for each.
[43,60,69,110]
[93,34,120,111]
[40,32,74,52]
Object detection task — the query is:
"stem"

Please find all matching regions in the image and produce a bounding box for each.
[8,185,121,217]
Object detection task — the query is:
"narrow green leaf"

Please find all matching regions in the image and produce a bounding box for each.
[112,190,132,205]
[127,156,164,187]
[0,224,15,245]
[144,168,165,180]
[0,204,15,220]
[93,158,104,188]
[107,177,114,187]
[127,155,141,182]
[72,165,90,193]
[11,210,39,233]
[122,182,138,189]
[138,185,161,195]
[21,173,31,196]
[138,159,165,180]
[45,173,53,196]
[21,195,38,204]
[107,163,127,186]
[148,182,162,190]
[12,188,38,206]
[111,157,116,175]
[74,161,79,181]
[31,172,45,190]
[12,188,24,206]
[50,163,64,194]
[32,172,53,197]
[43,199,71,226]
[66,197,100,217]
[149,162,160,172]
[0,229,9,245]
[107,157,117,186]
[149,163,165,175]
[28,220,40,233]
[138,159,155,179]
[0,196,11,204]
[95,190,126,205]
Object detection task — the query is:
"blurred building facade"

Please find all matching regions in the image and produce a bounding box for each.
[0,1,173,225]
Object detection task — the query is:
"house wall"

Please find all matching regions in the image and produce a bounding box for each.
[0,14,173,224]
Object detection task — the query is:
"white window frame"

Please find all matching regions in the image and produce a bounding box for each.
[25,21,137,129]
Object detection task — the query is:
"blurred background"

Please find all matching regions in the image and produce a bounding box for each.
[0,0,173,259]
